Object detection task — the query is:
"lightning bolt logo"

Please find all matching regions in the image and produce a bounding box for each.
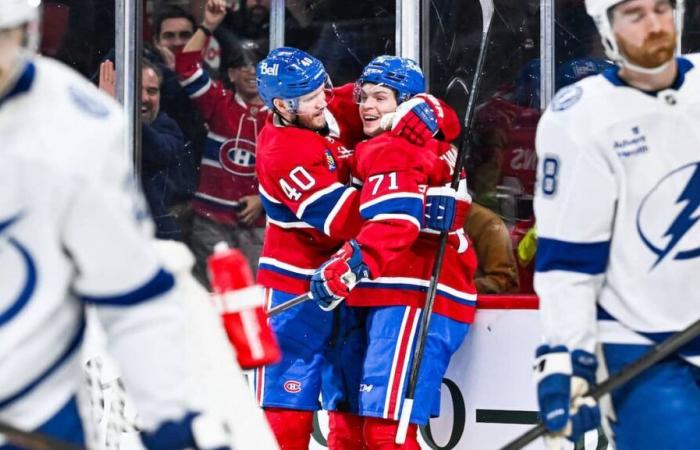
[654,166,700,267]
[638,162,700,269]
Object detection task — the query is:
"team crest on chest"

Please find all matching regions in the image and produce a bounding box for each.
[219,137,257,176]
[637,161,700,269]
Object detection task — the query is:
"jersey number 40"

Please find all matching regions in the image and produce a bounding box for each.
[279,166,316,201]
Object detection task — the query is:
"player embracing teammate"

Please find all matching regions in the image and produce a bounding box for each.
[254,47,478,449]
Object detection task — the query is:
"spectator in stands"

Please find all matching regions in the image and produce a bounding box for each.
[99,58,187,241]
[153,6,196,70]
[148,7,209,244]
[464,202,519,294]
[176,0,268,288]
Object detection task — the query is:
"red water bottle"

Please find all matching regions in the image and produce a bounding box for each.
[207,242,281,369]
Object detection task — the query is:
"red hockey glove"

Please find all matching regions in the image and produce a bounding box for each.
[388,94,441,146]
[310,240,369,311]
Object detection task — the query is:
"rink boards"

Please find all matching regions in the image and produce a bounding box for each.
[310,296,609,450]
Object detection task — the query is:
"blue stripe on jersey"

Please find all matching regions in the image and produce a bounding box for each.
[535,238,610,274]
[360,197,423,223]
[299,185,347,231]
[0,320,85,409]
[203,136,225,160]
[356,281,476,307]
[258,262,311,280]
[604,57,694,93]
[0,62,34,107]
[0,238,36,327]
[261,194,304,224]
[182,70,211,97]
[598,305,700,356]
[80,269,175,306]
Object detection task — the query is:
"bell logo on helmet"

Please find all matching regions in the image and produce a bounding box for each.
[259,62,279,77]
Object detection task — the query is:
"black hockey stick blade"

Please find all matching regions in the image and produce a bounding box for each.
[394,0,496,444]
[0,421,85,450]
[499,317,700,450]
[267,293,312,317]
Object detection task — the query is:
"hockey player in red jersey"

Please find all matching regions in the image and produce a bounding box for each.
[175,0,268,285]
[254,46,448,449]
[310,56,478,449]
[253,47,384,450]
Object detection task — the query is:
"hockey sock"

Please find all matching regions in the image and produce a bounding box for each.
[264,407,314,450]
[327,411,367,449]
[363,417,420,450]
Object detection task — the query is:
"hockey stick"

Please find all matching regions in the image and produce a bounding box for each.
[266,293,312,317]
[394,0,495,443]
[0,420,85,450]
[499,316,700,450]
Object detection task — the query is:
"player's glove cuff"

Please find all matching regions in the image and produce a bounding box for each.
[140,412,232,450]
[534,345,600,443]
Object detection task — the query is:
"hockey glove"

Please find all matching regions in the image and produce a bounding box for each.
[534,345,600,446]
[140,412,232,450]
[424,186,457,232]
[310,240,369,311]
[390,94,440,146]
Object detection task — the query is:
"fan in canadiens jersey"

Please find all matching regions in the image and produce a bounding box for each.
[253,46,451,449]
[532,0,700,449]
[0,1,236,449]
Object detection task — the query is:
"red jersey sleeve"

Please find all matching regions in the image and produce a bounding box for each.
[353,135,431,277]
[256,123,364,240]
[175,49,228,122]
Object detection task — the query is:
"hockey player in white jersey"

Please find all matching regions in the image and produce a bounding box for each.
[0,1,263,449]
[533,0,700,449]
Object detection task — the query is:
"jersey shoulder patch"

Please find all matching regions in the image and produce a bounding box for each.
[68,85,110,118]
[551,85,583,112]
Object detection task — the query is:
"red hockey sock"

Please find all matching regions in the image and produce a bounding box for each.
[363,417,420,450]
[327,411,367,450]
[264,407,314,450]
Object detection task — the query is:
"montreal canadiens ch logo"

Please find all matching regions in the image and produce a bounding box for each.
[219,137,256,177]
[283,380,302,393]
[637,161,700,269]
[0,214,37,326]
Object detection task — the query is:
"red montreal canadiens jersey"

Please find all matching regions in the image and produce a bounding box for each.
[347,135,478,324]
[255,84,365,294]
[176,50,268,226]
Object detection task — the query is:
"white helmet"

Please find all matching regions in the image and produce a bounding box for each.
[585,0,679,73]
[0,0,40,31]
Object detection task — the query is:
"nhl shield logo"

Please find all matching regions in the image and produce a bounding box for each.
[219,138,257,177]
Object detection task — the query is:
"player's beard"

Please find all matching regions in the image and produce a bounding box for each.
[296,111,328,133]
[616,28,677,69]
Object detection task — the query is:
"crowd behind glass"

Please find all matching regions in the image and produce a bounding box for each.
[40,0,700,295]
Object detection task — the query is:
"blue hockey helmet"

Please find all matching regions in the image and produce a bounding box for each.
[256,47,329,112]
[356,55,425,103]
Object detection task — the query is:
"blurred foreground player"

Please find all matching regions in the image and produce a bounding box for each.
[0,1,258,448]
[533,0,700,449]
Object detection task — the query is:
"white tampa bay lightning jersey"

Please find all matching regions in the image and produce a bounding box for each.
[534,54,700,364]
[0,57,187,432]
